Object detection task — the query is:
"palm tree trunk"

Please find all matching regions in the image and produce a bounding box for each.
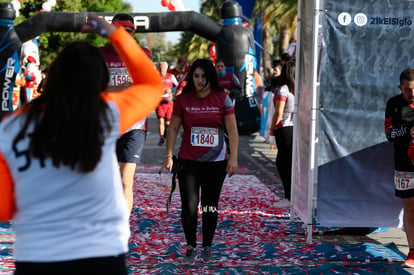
[291,14,298,41]
[279,24,290,56]
[261,26,272,73]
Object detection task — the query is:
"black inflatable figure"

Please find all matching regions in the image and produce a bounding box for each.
[215,0,261,134]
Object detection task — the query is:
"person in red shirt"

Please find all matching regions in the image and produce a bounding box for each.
[169,57,188,83]
[163,59,238,264]
[169,57,188,98]
[214,58,241,101]
[156,61,178,146]
[100,13,153,214]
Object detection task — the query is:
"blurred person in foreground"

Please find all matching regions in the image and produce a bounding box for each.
[0,14,163,274]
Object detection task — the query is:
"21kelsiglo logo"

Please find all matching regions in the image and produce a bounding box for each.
[338,12,413,27]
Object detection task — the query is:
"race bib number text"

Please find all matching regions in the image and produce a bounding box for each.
[395,171,414,191]
[110,74,131,86]
[191,127,219,147]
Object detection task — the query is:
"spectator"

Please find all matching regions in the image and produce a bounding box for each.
[215,58,241,101]
[269,61,296,208]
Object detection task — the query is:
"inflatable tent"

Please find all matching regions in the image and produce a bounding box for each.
[293,0,414,242]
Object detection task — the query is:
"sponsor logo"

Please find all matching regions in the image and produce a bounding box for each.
[354,13,367,26]
[338,12,352,26]
[244,54,254,98]
[101,15,150,31]
[133,16,150,31]
[370,16,412,27]
[338,11,413,27]
[2,57,15,111]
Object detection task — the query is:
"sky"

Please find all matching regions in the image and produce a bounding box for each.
[127,0,201,43]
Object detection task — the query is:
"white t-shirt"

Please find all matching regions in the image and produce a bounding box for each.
[0,102,130,262]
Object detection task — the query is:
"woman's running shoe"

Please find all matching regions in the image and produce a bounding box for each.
[183,245,197,264]
[201,246,213,263]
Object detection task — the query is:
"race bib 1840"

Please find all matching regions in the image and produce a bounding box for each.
[191,127,219,147]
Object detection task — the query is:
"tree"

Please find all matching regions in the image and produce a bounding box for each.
[171,31,197,63]
[173,0,223,63]
[253,0,297,62]
[145,32,169,63]
[173,0,297,69]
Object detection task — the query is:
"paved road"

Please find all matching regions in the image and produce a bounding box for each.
[0,111,411,273]
[142,111,413,273]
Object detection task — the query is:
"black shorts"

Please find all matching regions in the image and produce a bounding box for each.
[116,129,147,164]
[14,254,127,275]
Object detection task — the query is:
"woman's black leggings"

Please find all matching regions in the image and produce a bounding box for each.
[275,126,293,200]
[177,159,227,247]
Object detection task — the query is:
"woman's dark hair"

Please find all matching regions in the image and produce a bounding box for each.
[182,59,222,93]
[285,61,295,94]
[275,60,295,94]
[281,53,291,63]
[13,41,111,173]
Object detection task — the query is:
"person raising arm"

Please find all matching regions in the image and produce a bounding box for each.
[0,14,162,275]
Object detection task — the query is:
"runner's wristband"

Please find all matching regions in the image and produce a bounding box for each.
[90,18,109,38]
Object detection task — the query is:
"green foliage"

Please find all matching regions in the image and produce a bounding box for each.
[8,0,132,66]
[168,31,197,64]
[171,0,298,65]
[253,0,298,57]
[7,0,298,68]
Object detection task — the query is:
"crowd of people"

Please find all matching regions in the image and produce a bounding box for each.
[0,12,243,271]
[9,9,414,272]
[0,11,301,268]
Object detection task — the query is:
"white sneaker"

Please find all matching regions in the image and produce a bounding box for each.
[274,199,290,208]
